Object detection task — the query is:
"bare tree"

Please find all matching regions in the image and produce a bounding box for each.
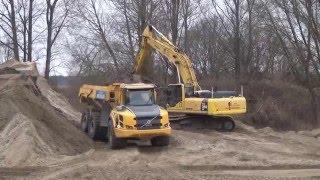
[0,0,20,61]
[232,0,241,81]
[244,0,255,76]
[164,0,180,45]
[72,0,121,77]
[17,0,28,61]
[264,0,320,124]
[212,0,245,82]
[123,0,135,60]
[181,0,191,52]
[45,0,69,79]
[27,0,34,62]
[8,0,19,61]
[136,0,147,44]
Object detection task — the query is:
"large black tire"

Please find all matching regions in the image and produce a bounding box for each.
[88,118,100,140]
[80,112,88,132]
[107,120,126,149]
[151,136,169,146]
[99,127,108,141]
[85,111,108,140]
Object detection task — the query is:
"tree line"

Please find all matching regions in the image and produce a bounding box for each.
[0,0,319,123]
[0,0,71,79]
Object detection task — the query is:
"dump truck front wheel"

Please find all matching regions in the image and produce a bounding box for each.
[81,112,88,132]
[107,119,126,149]
[151,136,169,146]
[88,118,100,140]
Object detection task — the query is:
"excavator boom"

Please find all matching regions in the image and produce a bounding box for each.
[134,25,201,91]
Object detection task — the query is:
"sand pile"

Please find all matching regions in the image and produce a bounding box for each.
[0,60,92,167]
[37,77,81,124]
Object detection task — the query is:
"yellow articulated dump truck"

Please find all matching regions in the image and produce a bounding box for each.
[79,83,171,149]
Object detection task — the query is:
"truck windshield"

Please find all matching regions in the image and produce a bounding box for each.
[125,89,155,106]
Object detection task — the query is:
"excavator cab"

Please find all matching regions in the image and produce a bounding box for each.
[166,84,184,107]
[184,86,195,97]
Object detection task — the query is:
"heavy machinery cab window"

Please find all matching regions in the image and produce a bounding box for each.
[125,89,155,106]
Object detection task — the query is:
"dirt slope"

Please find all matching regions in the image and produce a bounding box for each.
[37,77,81,124]
[0,60,93,167]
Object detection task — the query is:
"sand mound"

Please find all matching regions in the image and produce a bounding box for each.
[0,60,93,167]
[37,77,81,124]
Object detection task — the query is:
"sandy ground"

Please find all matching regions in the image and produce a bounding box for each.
[1,127,320,180]
[1,61,320,179]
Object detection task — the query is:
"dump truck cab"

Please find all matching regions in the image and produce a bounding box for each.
[109,83,171,137]
[79,83,171,149]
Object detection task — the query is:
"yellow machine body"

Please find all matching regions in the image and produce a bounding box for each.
[168,97,246,115]
[110,108,170,138]
[133,25,247,129]
[79,83,171,140]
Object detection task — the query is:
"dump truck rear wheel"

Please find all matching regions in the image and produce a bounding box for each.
[108,120,126,149]
[88,118,99,140]
[151,136,169,146]
[81,112,88,132]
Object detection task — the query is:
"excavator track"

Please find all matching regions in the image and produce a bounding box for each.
[169,114,235,132]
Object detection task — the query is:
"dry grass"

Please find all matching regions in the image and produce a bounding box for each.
[197,73,319,131]
[243,79,318,130]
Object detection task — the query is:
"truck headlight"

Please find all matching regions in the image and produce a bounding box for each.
[116,115,124,128]
[119,115,123,121]
[125,125,134,129]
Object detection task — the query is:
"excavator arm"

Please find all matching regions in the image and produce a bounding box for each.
[133,25,201,91]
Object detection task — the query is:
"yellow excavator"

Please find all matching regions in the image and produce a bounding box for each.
[133,25,246,131]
